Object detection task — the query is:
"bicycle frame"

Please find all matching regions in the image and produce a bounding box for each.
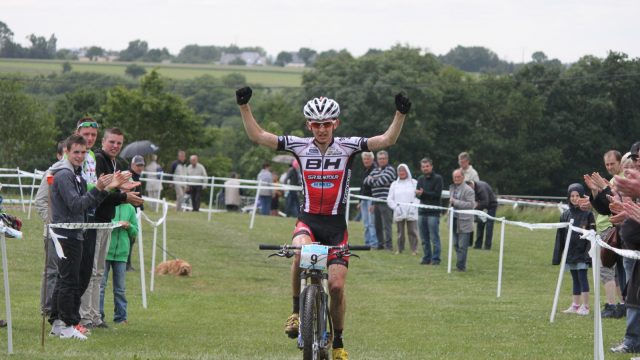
[259,243,369,360]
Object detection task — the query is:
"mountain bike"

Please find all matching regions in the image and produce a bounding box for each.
[259,243,370,360]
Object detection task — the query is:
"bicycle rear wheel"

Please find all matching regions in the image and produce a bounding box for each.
[300,284,327,360]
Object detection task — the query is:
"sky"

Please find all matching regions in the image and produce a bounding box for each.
[1,0,638,63]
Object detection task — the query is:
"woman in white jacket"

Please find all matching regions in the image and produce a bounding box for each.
[387,163,419,255]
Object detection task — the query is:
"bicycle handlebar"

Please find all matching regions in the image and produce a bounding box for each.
[258,244,371,251]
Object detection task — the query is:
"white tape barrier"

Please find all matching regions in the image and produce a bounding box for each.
[138,197,169,293]
[47,223,122,259]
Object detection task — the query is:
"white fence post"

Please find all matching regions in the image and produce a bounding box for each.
[207,176,216,222]
[550,219,573,323]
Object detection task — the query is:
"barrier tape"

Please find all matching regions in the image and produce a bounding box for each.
[48,222,122,259]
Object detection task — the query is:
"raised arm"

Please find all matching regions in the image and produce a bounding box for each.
[236,87,278,150]
[367,93,411,152]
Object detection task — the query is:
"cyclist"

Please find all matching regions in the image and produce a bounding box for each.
[237,87,410,360]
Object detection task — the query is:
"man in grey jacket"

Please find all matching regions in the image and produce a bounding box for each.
[48,134,128,340]
[449,169,475,272]
[35,141,65,317]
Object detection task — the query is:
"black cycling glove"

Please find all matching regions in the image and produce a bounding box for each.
[236,87,253,105]
[395,93,411,114]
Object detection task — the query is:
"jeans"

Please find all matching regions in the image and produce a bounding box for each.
[285,192,300,217]
[475,207,497,249]
[453,231,471,271]
[624,307,640,349]
[360,199,378,248]
[419,215,441,263]
[259,196,271,215]
[100,261,128,323]
[50,237,83,326]
[374,202,393,250]
[80,228,111,326]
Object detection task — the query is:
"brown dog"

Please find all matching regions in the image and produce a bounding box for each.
[155,259,192,276]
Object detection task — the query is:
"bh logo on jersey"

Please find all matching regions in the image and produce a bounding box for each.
[305,158,342,170]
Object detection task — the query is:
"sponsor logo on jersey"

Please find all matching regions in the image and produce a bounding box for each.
[307,174,339,180]
[311,182,335,189]
[307,148,320,155]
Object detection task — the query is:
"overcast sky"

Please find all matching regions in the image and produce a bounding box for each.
[2,0,638,63]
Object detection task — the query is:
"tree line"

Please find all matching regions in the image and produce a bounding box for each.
[2,19,553,74]
[1,46,639,197]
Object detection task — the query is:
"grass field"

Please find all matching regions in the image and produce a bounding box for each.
[0,208,630,359]
[0,58,304,87]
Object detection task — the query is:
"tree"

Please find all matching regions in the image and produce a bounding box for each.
[101,70,214,162]
[143,47,172,62]
[531,51,548,63]
[86,46,105,61]
[298,47,317,66]
[118,39,149,61]
[125,63,147,78]
[53,88,107,136]
[0,80,58,170]
[62,61,72,73]
[274,51,293,66]
[440,45,511,73]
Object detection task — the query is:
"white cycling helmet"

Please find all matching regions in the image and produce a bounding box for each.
[303,97,340,121]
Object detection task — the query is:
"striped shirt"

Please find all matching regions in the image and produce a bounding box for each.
[364,165,397,200]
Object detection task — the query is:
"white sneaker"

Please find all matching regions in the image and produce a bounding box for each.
[49,320,63,336]
[59,326,88,340]
[577,304,590,316]
[562,304,579,314]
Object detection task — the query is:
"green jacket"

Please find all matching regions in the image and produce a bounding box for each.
[107,203,138,262]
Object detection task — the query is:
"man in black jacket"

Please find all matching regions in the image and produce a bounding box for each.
[79,128,143,329]
[415,158,443,264]
[469,180,498,250]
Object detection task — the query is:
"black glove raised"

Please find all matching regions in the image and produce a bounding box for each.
[236,87,253,105]
[395,93,411,114]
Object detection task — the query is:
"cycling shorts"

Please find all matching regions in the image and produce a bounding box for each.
[293,212,349,267]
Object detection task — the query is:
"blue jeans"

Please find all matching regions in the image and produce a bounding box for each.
[259,196,271,215]
[453,231,470,271]
[624,306,640,349]
[100,261,127,323]
[360,199,378,247]
[374,203,394,250]
[419,215,441,263]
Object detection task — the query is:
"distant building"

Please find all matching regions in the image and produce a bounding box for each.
[219,51,267,66]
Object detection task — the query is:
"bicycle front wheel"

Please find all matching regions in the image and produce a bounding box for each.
[300,284,327,360]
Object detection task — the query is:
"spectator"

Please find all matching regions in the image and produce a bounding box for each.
[364,150,396,250]
[387,164,419,255]
[126,155,146,271]
[168,150,188,212]
[224,172,242,212]
[358,152,378,248]
[468,180,498,250]
[271,171,283,216]
[284,160,302,217]
[257,162,273,215]
[582,150,626,319]
[186,154,207,212]
[144,154,163,210]
[48,134,126,340]
[80,128,143,330]
[458,151,479,182]
[552,183,595,316]
[415,157,443,265]
[449,169,475,272]
[100,202,138,325]
[35,141,65,317]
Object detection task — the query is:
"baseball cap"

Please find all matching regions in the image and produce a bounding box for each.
[132,155,145,165]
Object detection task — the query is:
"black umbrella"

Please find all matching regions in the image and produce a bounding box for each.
[120,140,160,159]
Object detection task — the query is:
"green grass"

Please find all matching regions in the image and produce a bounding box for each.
[0,59,304,87]
[0,208,629,359]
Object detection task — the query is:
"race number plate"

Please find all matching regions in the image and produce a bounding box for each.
[300,244,329,270]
